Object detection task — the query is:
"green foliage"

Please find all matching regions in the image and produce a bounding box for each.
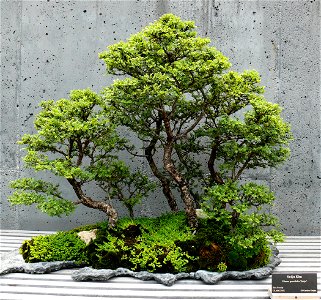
[9,89,154,222]
[20,232,88,264]
[12,14,290,273]
[9,178,74,216]
[201,181,284,270]
[86,212,196,273]
[197,92,292,182]
[20,212,278,272]
[90,160,157,218]
[217,262,227,272]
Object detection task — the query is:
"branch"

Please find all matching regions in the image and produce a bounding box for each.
[82,139,90,152]
[176,112,204,140]
[68,138,74,158]
[76,139,84,166]
[234,153,254,181]
[46,146,68,158]
[161,109,174,140]
[125,147,147,158]
[177,114,194,136]
[188,70,196,86]
[67,178,118,227]
[208,142,224,185]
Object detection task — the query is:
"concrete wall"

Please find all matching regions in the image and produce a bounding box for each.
[1,0,320,235]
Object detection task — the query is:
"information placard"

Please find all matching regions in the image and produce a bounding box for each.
[272,273,317,294]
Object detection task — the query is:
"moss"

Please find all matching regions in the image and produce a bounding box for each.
[86,212,196,273]
[69,221,108,234]
[20,231,88,264]
[20,212,273,272]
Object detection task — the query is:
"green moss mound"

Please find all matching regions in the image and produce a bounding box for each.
[20,212,276,273]
[86,212,195,273]
[20,231,88,264]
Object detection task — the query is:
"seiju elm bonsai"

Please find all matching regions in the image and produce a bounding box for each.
[9,14,292,273]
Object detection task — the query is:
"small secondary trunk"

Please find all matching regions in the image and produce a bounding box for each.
[68,179,118,227]
[81,196,118,228]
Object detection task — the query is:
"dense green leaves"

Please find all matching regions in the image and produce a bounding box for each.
[9,89,154,222]
[20,212,274,272]
[100,14,231,141]
[9,178,75,216]
[86,212,196,273]
[201,181,284,269]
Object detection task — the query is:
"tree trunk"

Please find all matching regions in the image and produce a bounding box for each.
[208,146,224,185]
[82,195,118,227]
[145,150,178,212]
[127,204,134,219]
[163,141,198,228]
[145,119,178,212]
[68,179,118,227]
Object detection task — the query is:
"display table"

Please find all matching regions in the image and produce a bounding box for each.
[0,230,320,300]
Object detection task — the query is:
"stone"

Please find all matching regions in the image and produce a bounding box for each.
[77,229,97,245]
[0,249,80,276]
[72,253,281,285]
[72,267,191,286]
[195,209,208,219]
[0,248,281,286]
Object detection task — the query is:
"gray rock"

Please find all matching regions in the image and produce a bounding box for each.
[72,267,191,286]
[0,249,80,276]
[0,248,281,286]
[72,254,281,286]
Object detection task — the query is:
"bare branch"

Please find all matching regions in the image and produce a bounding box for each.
[176,112,204,140]
[234,153,254,181]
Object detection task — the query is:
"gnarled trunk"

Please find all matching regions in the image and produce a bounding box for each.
[68,178,118,227]
[208,145,224,185]
[145,117,178,212]
[163,141,198,228]
[145,150,178,212]
[80,195,118,227]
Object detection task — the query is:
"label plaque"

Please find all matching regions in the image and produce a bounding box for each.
[272,273,317,294]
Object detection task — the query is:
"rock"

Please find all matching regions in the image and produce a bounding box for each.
[0,249,80,276]
[72,267,116,281]
[72,267,191,286]
[194,255,282,284]
[77,229,97,245]
[0,248,281,286]
[195,209,208,219]
[194,270,223,284]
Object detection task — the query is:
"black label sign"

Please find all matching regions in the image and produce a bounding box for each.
[272,273,317,293]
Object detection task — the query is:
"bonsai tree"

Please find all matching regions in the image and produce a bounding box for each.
[9,14,293,274]
[99,14,292,228]
[9,89,155,226]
